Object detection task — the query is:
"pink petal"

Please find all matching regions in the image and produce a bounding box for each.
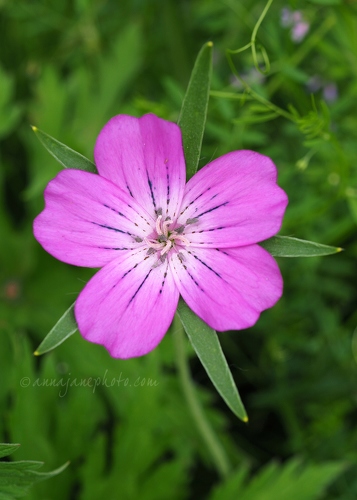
[177,151,288,247]
[34,169,155,267]
[75,248,179,358]
[94,114,186,220]
[170,244,283,331]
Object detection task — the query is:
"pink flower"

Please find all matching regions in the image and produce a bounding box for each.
[34,114,288,359]
[281,8,310,43]
[291,21,310,43]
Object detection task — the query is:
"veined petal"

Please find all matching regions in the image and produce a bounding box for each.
[34,169,155,267]
[177,151,288,247]
[94,114,186,220]
[169,244,283,331]
[75,248,179,358]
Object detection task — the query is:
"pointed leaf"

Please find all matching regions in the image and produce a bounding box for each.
[34,303,77,356]
[0,443,68,499]
[260,235,342,257]
[0,444,20,460]
[178,42,213,180]
[32,126,97,172]
[177,300,248,421]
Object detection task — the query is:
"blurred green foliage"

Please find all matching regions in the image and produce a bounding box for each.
[1,0,357,498]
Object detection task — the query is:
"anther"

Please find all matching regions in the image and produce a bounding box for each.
[186,217,199,225]
[160,240,172,255]
[177,252,185,263]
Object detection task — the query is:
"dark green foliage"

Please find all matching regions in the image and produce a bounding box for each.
[0,443,68,499]
[1,0,357,498]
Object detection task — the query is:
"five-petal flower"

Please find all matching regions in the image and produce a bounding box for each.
[34,114,288,358]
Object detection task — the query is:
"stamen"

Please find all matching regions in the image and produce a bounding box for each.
[145,238,165,250]
[156,215,163,235]
[162,218,172,237]
[147,209,192,268]
[160,240,173,255]
[172,234,190,246]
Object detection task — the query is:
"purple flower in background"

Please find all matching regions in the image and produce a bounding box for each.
[323,83,338,103]
[281,7,310,43]
[34,114,288,359]
[307,76,338,103]
[291,21,309,42]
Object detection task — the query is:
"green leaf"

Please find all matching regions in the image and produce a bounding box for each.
[0,445,20,461]
[178,42,213,181]
[176,300,248,422]
[34,303,77,356]
[32,126,97,173]
[260,235,342,257]
[0,443,68,499]
[209,458,346,500]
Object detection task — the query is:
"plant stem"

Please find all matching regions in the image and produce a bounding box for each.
[173,315,231,478]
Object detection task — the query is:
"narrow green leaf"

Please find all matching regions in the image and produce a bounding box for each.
[261,235,342,257]
[32,126,97,172]
[178,42,213,180]
[0,444,20,460]
[177,300,248,421]
[0,462,69,499]
[34,303,77,356]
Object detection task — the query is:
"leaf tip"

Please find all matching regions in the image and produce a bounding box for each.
[207,41,213,47]
[33,350,41,356]
[242,415,249,423]
[336,247,344,253]
[31,125,38,132]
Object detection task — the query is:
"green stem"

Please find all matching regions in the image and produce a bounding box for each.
[173,315,231,478]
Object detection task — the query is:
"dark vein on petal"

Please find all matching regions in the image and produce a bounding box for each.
[129,269,153,304]
[216,248,229,256]
[100,246,136,251]
[177,259,204,291]
[103,204,128,218]
[127,203,153,230]
[126,183,133,197]
[91,222,131,235]
[159,264,169,295]
[122,262,139,279]
[166,162,170,213]
[147,174,157,212]
[179,187,211,217]
[189,251,221,278]
[189,226,225,234]
[196,202,228,218]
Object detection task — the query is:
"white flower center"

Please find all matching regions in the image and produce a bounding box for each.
[145,214,190,257]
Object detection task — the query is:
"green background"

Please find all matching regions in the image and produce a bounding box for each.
[1,0,357,498]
